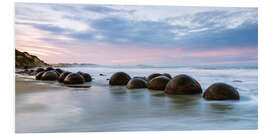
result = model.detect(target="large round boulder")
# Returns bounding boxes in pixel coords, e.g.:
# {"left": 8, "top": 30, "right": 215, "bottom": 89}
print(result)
{"left": 35, "top": 71, "right": 45, "bottom": 80}
{"left": 41, "top": 71, "right": 58, "bottom": 81}
{"left": 35, "top": 67, "right": 44, "bottom": 74}
{"left": 77, "top": 72, "right": 92, "bottom": 82}
{"left": 133, "top": 76, "right": 147, "bottom": 81}
{"left": 45, "top": 67, "right": 54, "bottom": 71}
{"left": 55, "top": 68, "right": 64, "bottom": 74}
{"left": 58, "top": 72, "right": 71, "bottom": 82}
{"left": 109, "top": 72, "right": 131, "bottom": 86}
{"left": 165, "top": 74, "right": 202, "bottom": 94}
{"left": 147, "top": 73, "right": 162, "bottom": 83}
{"left": 203, "top": 83, "right": 240, "bottom": 100}
{"left": 162, "top": 73, "right": 172, "bottom": 79}
{"left": 148, "top": 76, "right": 170, "bottom": 90}
{"left": 126, "top": 78, "right": 147, "bottom": 89}
{"left": 54, "top": 70, "right": 60, "bottom": 76}
{"left": 64, "top": 73, "right": 85, "bottom": 84}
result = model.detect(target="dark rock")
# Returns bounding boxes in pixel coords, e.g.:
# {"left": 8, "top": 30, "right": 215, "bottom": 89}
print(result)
{"left": 133, "top": 76, "right": 147, "bottom": 81}
{"left": 203, "top": 83, "right": 240, "bottom": 100}
{"left": 148, "top": 76, "right": 170, "bottom": 90}
{"left": 54, "top": 70, "right": 61, "bottom": 76}
{"left": 58, "top": 72, "right": 71, "bottom": 82}
{"left": 46, "top": 67, "right": 54, "bottom": 71}
{"left": 165, "top": 74, "right": 202, "bottom": 95}
{"left": 109, "top": 72, "right": 131, "bottom": 85}
{"left": 55, "top": 68, "right": 64, "bottom": 74}
{"left": 126, "top": 78, "right": 147, "bottom": 89}
{"left": 99, "top": 73, "right": 105, "bottom": 76}
{"left": 35, "top": 71, "right": 45, "bottom": 80}
{"left": 35, "top": 67, "right": 44, "bottom": 74}
{"left": 41, "top": 71, "right": 58, "bottom": 81}
{"left": 64, "top": 73, "right": 85, "bottom": 84}
{"left": 77, "top": 72, "right": 92, "bottom": 82}
{"left": 147, "top": 73, "right": 162, "bottom": 83}
{"left": 162, "top": 73, "right": 172, "bottom": 79}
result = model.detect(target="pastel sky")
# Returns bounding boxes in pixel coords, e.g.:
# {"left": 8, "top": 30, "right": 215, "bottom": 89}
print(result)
{"left": 15, "top": 3, "right": 258, "bottom": 66}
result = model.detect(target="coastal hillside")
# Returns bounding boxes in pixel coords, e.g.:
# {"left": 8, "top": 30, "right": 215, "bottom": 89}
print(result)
{"left": 15, "top": 49, "right": 49, "bottom": 68}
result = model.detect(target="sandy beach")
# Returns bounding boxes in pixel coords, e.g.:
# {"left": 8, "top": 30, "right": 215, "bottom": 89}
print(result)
{"left": 15, "top": 66, "right": 258, "bottom": 133}
{"left": 15, "top": 75, "right": 63, "bottom": 95}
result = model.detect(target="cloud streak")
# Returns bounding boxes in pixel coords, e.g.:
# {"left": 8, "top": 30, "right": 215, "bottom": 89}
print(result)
{"left": 15, "top": 3, "right": 258, "bottom": 66}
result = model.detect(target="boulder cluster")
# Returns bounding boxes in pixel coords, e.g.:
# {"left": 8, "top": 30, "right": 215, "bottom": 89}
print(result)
{"left": 18, "top": 68, "right": 240, "bottom": 101}
{"left": 109, "top": 72, "right": 240, "bottom": 100}
{"left": 20, "top": 67, "right": 92, "bottom": 86}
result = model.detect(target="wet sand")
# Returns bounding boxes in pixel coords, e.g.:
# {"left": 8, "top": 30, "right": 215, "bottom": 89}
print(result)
{"left": 15, "top": 76, "right": 62, "bottom": 94}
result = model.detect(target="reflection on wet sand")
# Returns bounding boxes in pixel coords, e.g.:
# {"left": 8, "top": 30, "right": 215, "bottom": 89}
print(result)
{"left": 16, "top": 76, "right": 257, "bottom": 132}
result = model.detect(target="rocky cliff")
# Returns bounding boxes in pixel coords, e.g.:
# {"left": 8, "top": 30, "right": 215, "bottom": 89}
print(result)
{"left": 15, "top": 49, "right": 49, "bottom": 68}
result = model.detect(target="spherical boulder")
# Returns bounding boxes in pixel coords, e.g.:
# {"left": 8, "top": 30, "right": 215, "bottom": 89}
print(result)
{"left": 165, "top": 74, "right": 202, "bottom": 95}
{"left": 64, "top": 73, "right": 85, "bottom": 84}
{"left": 35, "top": 71, "right": 45, "bottom": 80}
{"left": 77, "top": 72, "right": 92, "bottom": 82}
{"left": 147, "top": 73, "right": 162, "bottom": 83}
{"left": 162, "top": 73, "right": 172, "bottom": 79}
{"left": 109, "top": 72, "right": 131, "bottom": 85}
{"left": 54, "top": 70, "right": 60, "bottom": 76}
{"left": 58, "top": 72, "right": 71, "bottom": 82}
{"left": 126, "top": 78, "right": 147, "bottom": 89}
{"left": 45, "top": 67, "right": 54, "bottom": 71}
{"left": 41, "top": 71, "right": 58, "bottom": 81}
{"left": 133, "top": 76, "right": 147, "bottom": 81}
{"left": 55, "top": 68, "right": 64, "bottom": 74}
{"left": 148, "top": 76, "right": 170, "bottom": 90}
{"left": 35, "top": 67, "right": 44, "bottom": 74}
{"left": 203, "top": 83, "right": 240, "bottom": 100}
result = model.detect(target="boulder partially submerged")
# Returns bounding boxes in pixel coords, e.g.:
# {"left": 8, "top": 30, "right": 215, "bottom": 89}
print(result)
{"left": 126, "top": 78, "right": 147, "bottom": 89}
{"left": 35, "top": 67, "right": 44, "bottom": 74}
{"left": 203, "top": 83, "right": 240, "bottom": 100}
{"left": 109, "top": 72, "right": 131, "bottom": 86}
{"left": 45, "top": 67, "right": 54, "bottom": 71}
{"left": 41, "top": 71, "right": 58, "bottom": 81}
{"left": 64, "top": 73, "right": 85, "bottom": 84}
{"left": 148, "top": 76, "right": 170, "bottom": 90}
{"left": 165, "top": 74, "right": 202, "bottom": 95}
{"left": 35, "top": 71, "right": 45, "bottom": 80}
{"left": 55, "top": 68, "right": 64, "bottom": 74}
{"left": 58, "top": 72, "right": 71, "bottom": 82}
{"left": 77, "top": 72, "right": 92, "bottom": 82}
{"left": 147, "top": 73, "right": 162, "bottom": 83}
{"left": 162, "top": 73, "right": 172, "bottom": 79}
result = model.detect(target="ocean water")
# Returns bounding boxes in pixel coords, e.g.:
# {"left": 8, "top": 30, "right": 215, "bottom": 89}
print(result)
{"left": 15, "top": 65, "right": 258, "bottom": 132}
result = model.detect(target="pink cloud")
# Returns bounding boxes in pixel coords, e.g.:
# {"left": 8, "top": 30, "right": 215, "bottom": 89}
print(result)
{"left": 15, "top": 24, "right": 257, "bottom": 65}
{"left": 184, "top": 48, "right": 257, "bottom": 58}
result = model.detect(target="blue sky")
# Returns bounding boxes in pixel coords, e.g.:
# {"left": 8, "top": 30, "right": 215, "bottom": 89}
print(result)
{"left": 15, "top": 3, "right": 258, "bottom": 66}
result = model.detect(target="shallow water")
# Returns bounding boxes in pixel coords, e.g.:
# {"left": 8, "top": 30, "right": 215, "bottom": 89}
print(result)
{"left": 15, "top": 66, "right": 258, "bottom": 132}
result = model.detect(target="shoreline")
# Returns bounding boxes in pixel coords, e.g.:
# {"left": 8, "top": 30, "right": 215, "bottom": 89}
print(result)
{"left": 15, "top": 67, "right": 258, "bottom": 132}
